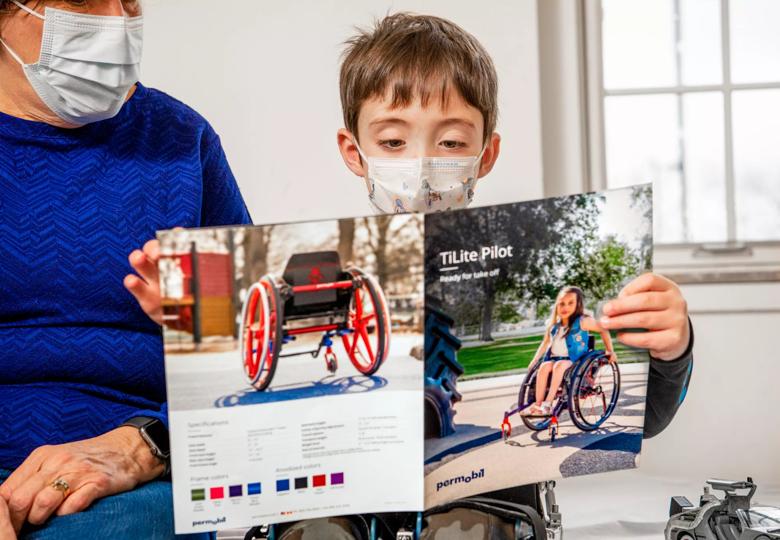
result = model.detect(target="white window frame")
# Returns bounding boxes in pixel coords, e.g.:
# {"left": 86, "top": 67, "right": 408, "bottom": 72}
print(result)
{"left": 581, "top": 0, "right": 780, "bottom": 283}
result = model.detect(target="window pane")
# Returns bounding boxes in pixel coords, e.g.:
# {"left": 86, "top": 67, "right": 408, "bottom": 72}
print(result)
{"left": 733, "top": 89, "right": 780, "bottom": 240}
{"left": 603, "top": 0, "right": 676, "bottom": 89}
{"left": 681, "top": 92, "right": 727, "bottom": 241}
{"left": 731, "top": 0, "right": 780, "bottom": 83}
{"left": 605, "top": 95, "right": 683, "bottom": 243}
{"left": 680, "top": 0, "right": 722, "bottom": 85}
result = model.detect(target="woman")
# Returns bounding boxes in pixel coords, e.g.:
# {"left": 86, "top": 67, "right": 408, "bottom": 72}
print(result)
{"left": 0, "top": 1, "right": 250, "bottom": 538}
{"left": 523, "top": 285, "right": 617, "bottom": 416}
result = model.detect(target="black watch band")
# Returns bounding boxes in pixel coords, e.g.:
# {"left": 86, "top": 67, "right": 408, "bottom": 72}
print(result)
{"left": 121, "top": 416, "right": 171, "bottom": 475}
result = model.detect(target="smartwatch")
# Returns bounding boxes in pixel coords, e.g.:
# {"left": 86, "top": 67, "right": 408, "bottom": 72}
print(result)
{"left": 121, "top": 416, "right": 171, "bottom": 475}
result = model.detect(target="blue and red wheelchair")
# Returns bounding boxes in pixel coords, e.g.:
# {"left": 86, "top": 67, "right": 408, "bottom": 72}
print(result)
{"left": 500, "top": 335, "right": 620, "bottom": 442}
{"left": 239, "top": 251, "right": 391, "bottom": 391}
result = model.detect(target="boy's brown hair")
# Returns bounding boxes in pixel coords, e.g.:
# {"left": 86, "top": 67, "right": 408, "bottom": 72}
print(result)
{"left": 340, "top": 12, "right": 498, "bottom": 144}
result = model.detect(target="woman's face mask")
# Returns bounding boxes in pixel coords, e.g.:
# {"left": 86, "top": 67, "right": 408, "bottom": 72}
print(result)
{"left": 0, "top": 0, "right": 143, "bottom": 126}
{"left": 355, "top": 142, "right": 486, "bottom": 215}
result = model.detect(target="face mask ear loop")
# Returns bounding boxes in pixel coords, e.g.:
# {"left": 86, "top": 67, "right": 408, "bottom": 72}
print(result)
{"left": 10, "top": 0, "right": 46, "bottom": 20}
{"left": 353, "top": 138, "right": 370, "bottom": 165}
{"left": 473, "top": 143, "right": 488, "bottom": 177}
{"left": 1, "top": 0, "right": 45, "bottom": 65}
{"left": 0, "top": 37, "right": 25, "bottom": 66}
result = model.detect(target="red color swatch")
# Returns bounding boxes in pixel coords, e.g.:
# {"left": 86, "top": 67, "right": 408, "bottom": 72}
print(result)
{"left": 210, "top": 486, "right": 224, "bottom": 500}
{"left": 312, "top": 474, "right": 326, "bottom": 487}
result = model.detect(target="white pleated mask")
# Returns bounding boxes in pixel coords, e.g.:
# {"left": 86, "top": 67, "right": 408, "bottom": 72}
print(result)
{"left": 355, "top": 142, "right": 486, "bottom": 214}
{"left": 0, "top": 0, "right": 143, "bottom": 126}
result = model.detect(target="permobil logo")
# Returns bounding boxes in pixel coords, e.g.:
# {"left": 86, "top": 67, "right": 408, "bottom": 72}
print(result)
{"left": 192, "top": 516, "right": 226, "bottom": 527}
{"left": 436, "top": 468, "right": 485, "bottom": 492}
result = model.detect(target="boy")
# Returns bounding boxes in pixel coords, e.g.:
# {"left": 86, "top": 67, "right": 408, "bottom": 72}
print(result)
{"left": 334, "top": 12, "right": 691, "bottom": 369}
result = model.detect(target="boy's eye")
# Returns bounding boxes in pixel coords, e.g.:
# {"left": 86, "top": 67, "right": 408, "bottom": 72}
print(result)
{"left": 379, "top": 139, "right": 405, "bottom": 149}
{"left": 440, "top": 140, "right": 467, "bottom": 150}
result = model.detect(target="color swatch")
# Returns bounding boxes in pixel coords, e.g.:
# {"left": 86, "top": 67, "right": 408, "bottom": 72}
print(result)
{"left": 210, "top": 487, "right": 224, "bottom": 500}
{"left": 312, "top": 474, "right": 326, "bottom": 487}
{"left": 294, "top": 477, "right": 308, "bottom": 489}
{"left": 247, "top": 482, "right": 262, "bottom": 495}
{"left": 229, "top": 485, "right": 242, "bottom": 497}
{"left": 276, "top": 479, "right": 290, "bottom": 492}
{"left": 191, "top": 488, "right": 205, "bottom": 501}
{"left": 331, "top": 472, "right": 344, "bottom": 485}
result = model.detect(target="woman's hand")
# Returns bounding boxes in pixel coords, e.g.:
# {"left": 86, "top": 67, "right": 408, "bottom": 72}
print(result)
{"left": 0, "top": 496, "right": 17, "bottom": 540}
{"left": 124, "top": 239, "right": 162, "bottom": 325}
{"left": 599, "top": 273, "right": 690, "bottom": 361}
{"left": 0, "top": 427, "right": 164, "bottom": 534}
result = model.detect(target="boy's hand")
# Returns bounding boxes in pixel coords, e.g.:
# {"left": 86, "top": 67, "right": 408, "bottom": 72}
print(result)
{"left": 599, "top": 273, "right": 690, "bottom": 361}
{"left": 124, "top": 239, "right": 162, "bottom": 326}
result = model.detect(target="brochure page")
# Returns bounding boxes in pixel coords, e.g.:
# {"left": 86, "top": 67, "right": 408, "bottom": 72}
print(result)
{"left": 159, "top": 216, "right": 425, "bottom": 534}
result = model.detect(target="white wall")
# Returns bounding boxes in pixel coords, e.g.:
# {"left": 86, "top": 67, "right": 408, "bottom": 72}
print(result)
{"left": 641, "top": 280, "right": 780, "bottom": 481}
{"left": 140, "top": 0, "right": 544, "bottom": 225}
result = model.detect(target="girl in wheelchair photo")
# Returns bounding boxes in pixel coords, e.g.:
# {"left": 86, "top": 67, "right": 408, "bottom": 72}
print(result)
{"left": 522, "top": 285, "right": 617, "bottom": 417}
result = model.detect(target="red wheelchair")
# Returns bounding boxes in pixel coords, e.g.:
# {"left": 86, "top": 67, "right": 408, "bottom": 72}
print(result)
{"left": 239, "top": 251, "right": 391, "bottom": 391}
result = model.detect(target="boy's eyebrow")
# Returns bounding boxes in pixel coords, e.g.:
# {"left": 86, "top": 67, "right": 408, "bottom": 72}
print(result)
{"left": 368, "top": 117, "right": 410, "bottom": 128}
{"left": 367, "top": 117, "right": 477, "bottom": 130}
{"left": 437, "top": 118, "right": 478, "bottom": 131}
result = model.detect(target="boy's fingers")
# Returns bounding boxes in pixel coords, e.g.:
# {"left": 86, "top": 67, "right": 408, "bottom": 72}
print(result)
{"left": 128, "top": 249, "right": 159, "bottom": 286}
{"left": 600, "top": 310, "right": 670, "bottom": 331}
{"left": 124, "top": 275, "right": 163, "bottom": 326}
{"left": 616, "top": 329, "right": 680, "bottom": 358}
{"left": 618, "top": 273, "right": 673, "bottom": 298}
{"left": 602, "top": 291, "right": 667, "bottom": 317}
{"left": 142, "top": 239, "right": 160, "bottom": 264}
{"left": 124, "top": 275, "right": 156, "bottom": 311}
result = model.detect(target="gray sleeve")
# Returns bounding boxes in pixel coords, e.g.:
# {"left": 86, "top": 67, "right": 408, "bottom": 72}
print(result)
{"left": 643, "top": 318, "right": 694, "bottom": 439}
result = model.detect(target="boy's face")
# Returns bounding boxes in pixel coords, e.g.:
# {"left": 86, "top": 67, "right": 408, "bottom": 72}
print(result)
{"left": 338, "top": 86, "right": 501, "bottom": 181}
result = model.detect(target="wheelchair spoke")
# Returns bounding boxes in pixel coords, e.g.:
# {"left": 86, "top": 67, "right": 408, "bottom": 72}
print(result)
{"left": 341, "top": 268, "right": 389, "bottom": 376}
{"left": 359, "top": 326, "right": 375, "bottom": 363}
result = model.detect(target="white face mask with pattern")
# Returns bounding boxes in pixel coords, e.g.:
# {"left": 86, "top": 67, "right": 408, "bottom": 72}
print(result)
{"left": 0, "top": 0, "right": 143, "bottom": 126}
{"left": 355, "top": 142, "right": 486, "bottom": 214}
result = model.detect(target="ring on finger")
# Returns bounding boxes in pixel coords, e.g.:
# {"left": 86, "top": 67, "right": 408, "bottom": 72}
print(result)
{"left": 50, "top": 478, "right": 70, "bottom": 497}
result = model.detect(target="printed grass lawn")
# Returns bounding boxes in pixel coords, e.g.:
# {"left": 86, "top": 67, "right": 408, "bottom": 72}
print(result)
{"left": 459, "top": 334, "right": 646, "bottom": 378}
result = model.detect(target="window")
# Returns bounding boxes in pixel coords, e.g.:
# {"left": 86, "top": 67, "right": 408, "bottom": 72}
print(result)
{"left": 593, "top": 0, "right": 780, "bottom": 245}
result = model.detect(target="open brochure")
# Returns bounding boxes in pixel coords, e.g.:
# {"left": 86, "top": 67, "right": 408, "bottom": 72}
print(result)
{"left": 159, "top": 185, "right": 653, "bottom": 534}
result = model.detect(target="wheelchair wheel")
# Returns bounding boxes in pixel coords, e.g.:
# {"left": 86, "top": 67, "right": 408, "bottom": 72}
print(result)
{"left": 240, "top": 275, "right": 283, "bottom": 391}
{"left": 568, "top": 354, "right": 620, "bottom": 431}
{"left": 342, "top": 267, "right": 391, "bottom": 376}
{"left": 519, "top": 362, "right": 565, "bottom": 432}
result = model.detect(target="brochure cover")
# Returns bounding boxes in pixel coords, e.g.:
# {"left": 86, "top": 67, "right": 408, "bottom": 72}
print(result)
{"left": 423, "top": 185, "right": 653, "bottom": 506}
{"left": 159, "top": 185, "right": 652, "bottom": 534}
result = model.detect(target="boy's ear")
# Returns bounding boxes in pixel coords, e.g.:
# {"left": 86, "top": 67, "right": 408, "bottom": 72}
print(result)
{"left": 337, "top": 128, "right": 367, "bottom": 178}
{"left": 477, "top": 132, "right": 501, "bottom": 179}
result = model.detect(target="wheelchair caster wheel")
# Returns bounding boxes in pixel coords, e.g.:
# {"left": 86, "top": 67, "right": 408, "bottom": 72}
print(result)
{"left": 325, "top": 351, "right": 338, "bottom": 373}
{"left": 325, "top": 356, "right": 339, "bottom": 373}
{"left": 501, "top": 419, "right": 511, "bottom": 442}
{"left": 549, "top": 416, "right": 559, "bottom": 442}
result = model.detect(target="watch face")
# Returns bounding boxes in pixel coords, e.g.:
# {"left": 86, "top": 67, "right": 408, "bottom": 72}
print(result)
{"left": 142, "top": 420, "right": 170, "bottom": 458}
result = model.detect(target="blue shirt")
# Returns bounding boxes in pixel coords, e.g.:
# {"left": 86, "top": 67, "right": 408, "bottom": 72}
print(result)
{"left": 0, "top": 83, "right": 252, "bottom": 470}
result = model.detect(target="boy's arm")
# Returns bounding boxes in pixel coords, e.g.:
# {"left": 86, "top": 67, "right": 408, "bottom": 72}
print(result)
{"left": 643, "top": 317, "right": 694, "bottom": 439}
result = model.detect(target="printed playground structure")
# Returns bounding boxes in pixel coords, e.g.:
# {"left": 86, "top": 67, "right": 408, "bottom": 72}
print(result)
{"left": 240, "top": 251, "right": 392, "bottom": 391}
{"left": 501, "top": 335, "right": 621, "bottom": 442}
